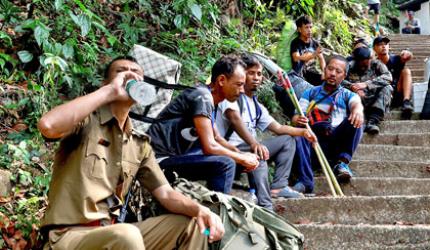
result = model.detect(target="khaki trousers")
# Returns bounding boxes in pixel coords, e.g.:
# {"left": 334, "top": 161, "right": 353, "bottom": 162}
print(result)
{"left": 45, "top": 214, "right": 208, "bottom": 250}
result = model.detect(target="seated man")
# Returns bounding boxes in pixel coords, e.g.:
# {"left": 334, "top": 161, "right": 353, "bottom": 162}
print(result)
{"left": 292, "top": 55, "right": 364, "bottom": 190}
{"left": 402, "top": 11, "right": 421, "bottom": 34}
{"left": 215, "top": 54, "right": 317, "bottom": 209}
{"left": 347, "top": 38, "right": 370, "bottom": 62}
{"left": 291, "top": 15, "right": 326, "bottom": 86}
{"left": 373, "top": 36, "right": 414, "bottom": 118}
{"left": 344, "top": 47, "right": 393, "bottom": 135}
{"left": 37, "top": 56, "right": 224, "bottom": 249}
{"left": 147, "top": 55, "right": 259, "bottom": 194}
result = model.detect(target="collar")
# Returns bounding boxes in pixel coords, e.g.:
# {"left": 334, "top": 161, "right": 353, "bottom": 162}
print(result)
{"left": 98, "top": 105, "right": 133, "bottom": 136}
{"left": 321, "top": 82, "right": 342, "bottom": 94}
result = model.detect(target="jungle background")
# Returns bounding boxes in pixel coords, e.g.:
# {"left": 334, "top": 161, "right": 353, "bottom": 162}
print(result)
{"left": 0, "top": 0, "right": 403, "bottom": 248}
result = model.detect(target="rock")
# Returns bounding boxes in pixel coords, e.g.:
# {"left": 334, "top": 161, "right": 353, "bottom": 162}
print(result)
{"left": 0, "top": 169, "right": 12, "bottom": 197}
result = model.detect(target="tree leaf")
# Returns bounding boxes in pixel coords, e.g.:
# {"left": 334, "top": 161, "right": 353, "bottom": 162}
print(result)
{"left": 17, "top": 50, "right": 33, "bottom": 63}
{"left": 78, "top": 14, "right": 91, "bottom": 37}
{"left": 174, "top": 15, "right": 183, "bottom": 29}
{"left": 190, "top": 4, "right": 202, "bottom": 21}
{"left": 54, "top": 0, "right": 64, "bottom": 10}
{"left": 62, "top": 44, "right": 74, "bottom": 59}
{"left": 34, "top": 25, "right": 49, "bottom": 46}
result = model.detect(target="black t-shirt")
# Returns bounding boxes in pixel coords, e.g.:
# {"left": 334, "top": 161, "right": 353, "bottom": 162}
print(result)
{"left": 290, "top": 37, "right": 319, "bottom": 74}
{"left": 386, "top": 54, "right": 405, "bottom": 85}
{"left": 147, "top": 86, "right": 214, "bottom": 158}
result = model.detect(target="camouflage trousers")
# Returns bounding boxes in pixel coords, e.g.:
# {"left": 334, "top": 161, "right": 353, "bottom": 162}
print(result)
{"left": 362, "top": 85, "right": 393, "bottom": 119}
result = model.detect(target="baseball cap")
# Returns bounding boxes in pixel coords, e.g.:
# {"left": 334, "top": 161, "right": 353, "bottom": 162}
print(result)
{"left": 373, "top": 36, "right": 390, "bottom": 47}
{"left": 353, "top": 38, "right": 369, "bottom": 48}
{"left": 353, "top": 47, "right": 372, "bottom": 61}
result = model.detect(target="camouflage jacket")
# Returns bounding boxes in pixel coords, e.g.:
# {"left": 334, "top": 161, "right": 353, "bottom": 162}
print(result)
{"left": 343, "top": 59, "right": 392, "bottom": 91}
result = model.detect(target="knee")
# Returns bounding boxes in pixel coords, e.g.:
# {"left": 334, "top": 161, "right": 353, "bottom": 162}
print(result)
{"left": 110, "top": 224, "right": 144, "bottom": 249}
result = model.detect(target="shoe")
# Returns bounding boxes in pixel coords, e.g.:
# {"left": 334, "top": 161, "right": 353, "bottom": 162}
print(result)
{"left": 401, "top": 99, "right": 413, "bottom": 119}
{"left": 365, "top": 119, "right": 380, "bottom": 135}
{"left": 292, "top": 182, "right": 306, "bottom": 193}
{"left": 334, "top": 162, "right": 353, "bottom": 183}
{"left": 271, "top": 186, "right": 305, "bottom": 199}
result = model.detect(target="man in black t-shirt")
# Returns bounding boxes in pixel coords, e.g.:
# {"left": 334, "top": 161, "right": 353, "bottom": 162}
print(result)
{"left": 147, "top": 55, "right": 259, "bottom": 194}
{"left": 373, "top": 36, "right": 414, "bottom": 118}
{"left": 290, "top": 15, "right": 326, "bottom": 86}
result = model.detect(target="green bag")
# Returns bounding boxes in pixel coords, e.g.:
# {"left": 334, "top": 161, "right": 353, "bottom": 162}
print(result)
{"left": 275, "top": 20, "right": 298, "bottom": 72}
{"left": 174, "top": 178, "right": 304, "bottom": 250}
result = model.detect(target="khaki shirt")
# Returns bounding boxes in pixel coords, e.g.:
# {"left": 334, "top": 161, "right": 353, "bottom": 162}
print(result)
{"left": 344, "top": 59, "right": 393, "bottom": 91}
{"left": 42, "top": 105, "right": 168, "bottom": 227}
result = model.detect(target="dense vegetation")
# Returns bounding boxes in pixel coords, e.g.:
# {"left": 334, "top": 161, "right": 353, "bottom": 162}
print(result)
{"left": 0, "top": 0, "right": 400, "bottom": 248}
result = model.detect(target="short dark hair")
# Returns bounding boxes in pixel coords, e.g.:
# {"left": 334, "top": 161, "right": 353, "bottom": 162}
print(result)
{"left": 296, "top": 15, "right": 312, "bottom": 28}
{"left": 240, "top": 53, "right": 262, "bottom": 69}
{"left": 104, "top": 55, "right": 139, "bottom": 78}
{"left": 211, "top": 54, "right": 246, "bottom": 84}
{"left": 327, "top": 55, "right": 349, "bottom": 74}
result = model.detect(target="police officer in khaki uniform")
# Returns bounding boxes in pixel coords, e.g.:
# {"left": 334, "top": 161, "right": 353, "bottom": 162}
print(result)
{"left": 38, "top": 56, "right": 224, "bottom": 250}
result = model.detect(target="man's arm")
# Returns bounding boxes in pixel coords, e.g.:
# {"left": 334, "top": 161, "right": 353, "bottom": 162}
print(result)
{"left": 224, "top": 109, "right": 269, "bottom": 160}
{"left": 317, "top": 47, "right": 326, "bottom": 73}
{"left": 193, "top": 116, "right": 259, "bottom": 171}
{"left": 348, "top": 99, "right": 364, "bottom": 128}
{"left": 152, "top": 184, "right": 224, "bottom": 243}
{"left": 268, "top": 120, "right": 317, "bottom": 143}
{"left": 292, "top": 51, "right": 315, "bottom": 63}
{"left": 38, "top": 72, "right": 140, "bottom": 139}
{"left": 213, "top": 125, "right": 239, "bottom": 152}
{"left": 365, "top": 61, "right": 393, "bottom": 90}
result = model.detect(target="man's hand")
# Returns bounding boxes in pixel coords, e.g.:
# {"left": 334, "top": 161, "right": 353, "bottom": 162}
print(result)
{"left": 302, "top": 128, "right": 318, "bottom": 144}
{"left": 351, "top": 82, "right": 367, "bottom": 92}
{"left": 348, "top": 109, "right": 364, "bottom": 128}
{"left": 356, "top": 89, "right": 365, "bottom": 98}
{"left": 250, "top": 143, "right": 269, "bottom": 161}
{"left": 196, "top": 205, "right": 225, "bottom": 243}
{"left": 108, "top": 71, "right": 143, "bottom": 102}
{"left": 400, "top": 50, "right": 413, "bottom": 62}
{"left": 238, "top": 152, "right": 259, "bottom": 172}
{"left": 295, "top": 115, "right": 309, "bottom": 127}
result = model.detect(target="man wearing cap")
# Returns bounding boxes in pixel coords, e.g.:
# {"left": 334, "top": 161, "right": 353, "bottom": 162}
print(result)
{"left": 373, "top": 36, "right": 414, "bottom": 118}
{"left": 402, "top": 11, "right": 421, "bottom": 34}
{"left": 344, "top": 46, "right": 392, "bottom": 135}
{"left": 347, "top": 38, "right": 370, "bottom": 62}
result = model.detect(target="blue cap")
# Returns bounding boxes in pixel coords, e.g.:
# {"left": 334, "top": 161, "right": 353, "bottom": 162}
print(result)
{"left": 353, "top": 47, "right": 372, "bottom": 61}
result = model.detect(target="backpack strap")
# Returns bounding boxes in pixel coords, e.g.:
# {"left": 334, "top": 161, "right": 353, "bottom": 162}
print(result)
{"left": 224, "top": 94, "right": 245, "bottom": 141}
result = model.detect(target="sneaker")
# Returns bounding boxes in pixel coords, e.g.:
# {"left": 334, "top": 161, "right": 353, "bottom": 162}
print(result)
{"left": 365, "top": 119, "right": 380, "bottom": 135}
{"left": 271, "top": 186, "right": 305, "bottom": 199}
{"left": 292, "top": 182, "right": 306, "bottom": 193}
{"left": 334, "top": 162, "right": 353, "bottom": 183}
{"left": 401, "top": 99, "right": 413, "bottom": 119}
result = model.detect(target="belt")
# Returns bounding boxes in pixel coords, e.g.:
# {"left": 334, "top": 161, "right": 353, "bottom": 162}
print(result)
{"left": 42, "top": 218, "right": 116, "bottom": 235}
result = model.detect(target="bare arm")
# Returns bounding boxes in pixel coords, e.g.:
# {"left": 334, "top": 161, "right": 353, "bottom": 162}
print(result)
{"left": 193, "top": 116, "right": 259, "bottom": 170}
{"left": 348, "top": 100, "right": 364, "bottom": 128}
{"left": 317, "top": 47, "right": 326, "bottom": 72}
{"left": 268, "top": 121, "right": 317, "bottom": 143}
{"left": 224, "top": 109, "right": 269, "bottom": 160}
{"left": 38, "top": 72, "right": 140, "bottom": 139}
{"left": 152, "top": 184, "right": 224, "bottom": 243}
{"left": 292, "top": 51, "right": 315, "bottom": 63}
{"left": 213, "top": 125, "right": 239, "bottom": 152}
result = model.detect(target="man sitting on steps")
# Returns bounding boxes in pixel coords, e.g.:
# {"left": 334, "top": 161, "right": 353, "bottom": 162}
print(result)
{"left": 344, "top": 47, "right": 393, "bottom": 135}
{"left": 292, "top": 55, "right": 364, "bottom": 192}
{"left": 373, "top": 36, "right": 414, "bottom": 119}
{"left": 215, "top": 54, "right": 317, "bottom": 209}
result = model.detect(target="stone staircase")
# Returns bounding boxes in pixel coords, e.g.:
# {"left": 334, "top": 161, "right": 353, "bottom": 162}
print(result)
{"left": 271, "top": 34, "right": 430, "bottom": 249}
{"left": 274, "top": 111, "right": 430, "bottom": 249}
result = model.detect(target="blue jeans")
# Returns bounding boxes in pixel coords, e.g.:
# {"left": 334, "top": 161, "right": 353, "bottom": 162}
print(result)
{"left": 293, "top": 118, "right": 363, "bottom": 192}
{"left": 159, "top": 154, "right": 236, "bottom": 194}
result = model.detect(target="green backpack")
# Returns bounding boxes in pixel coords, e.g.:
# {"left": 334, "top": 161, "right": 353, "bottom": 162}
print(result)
{"left": 275, "top": 20, "right": 298, "bottom": 73}
{"left": 174, "top": 178, "right": 304, "bottom": 250}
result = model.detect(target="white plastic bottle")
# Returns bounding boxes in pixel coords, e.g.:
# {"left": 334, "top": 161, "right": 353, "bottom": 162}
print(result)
{"left": 125, "top": 79, "right": 157, "bottom": 106}
{"left": 249, "top": 188, "right": 258, "bottom": 204}
{"left": 424, "top": 57, "right": 430, "bottom": 83}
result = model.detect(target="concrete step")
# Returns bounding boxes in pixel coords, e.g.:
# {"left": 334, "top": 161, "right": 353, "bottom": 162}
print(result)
{"left": 350, "top": 160, "right": 430, "bottom": 178}
{"left": 385, "top": 111, "right": 421, "bottom": 120}
{"left": 274, "top": 195, "right": 430, "bottom": 225}
{"left": 361, "top": 133, "right": 430, "bottom": 146}
{"left": 313, "top": 177, "right": 430, "bottom": 196}
{"left": 379, "top": 120, "right": 430, "bottom": 134}
{"left": 355, "top": 145, "right": 430, "bottom": 162}
{"left": 296, "top": 224, "right": 430, "bottom": 250}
